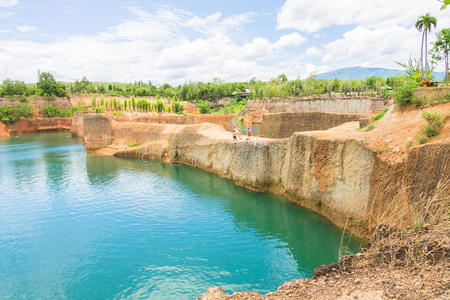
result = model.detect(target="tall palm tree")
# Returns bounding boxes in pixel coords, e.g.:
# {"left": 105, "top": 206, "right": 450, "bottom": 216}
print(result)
{"left": 416, "top": 14, "right": 437, "bottom": 82}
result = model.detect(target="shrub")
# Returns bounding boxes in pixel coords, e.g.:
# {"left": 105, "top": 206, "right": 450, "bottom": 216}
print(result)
{"left": 155, "top": 100, "right": 164, "bottom": 112}
{"left": 0, "top": 104, "right": 35, "bottom": 124}
{"left": 393, "top": 81, "right": 418, "bottom": 107}
{"left": 197, "top": 101, "right": 210, "bottom": 114}
{"left": 171, "top": 101, "right": 184, "bottom": 114}
{"left": 421, "top": 111, "right": 443, "bottom": 138}
{"left": 112, "top": 111, "right": 124, "bottom": 116}
{"left": 128, "top": 141, "right": 138, "bottom": 147}
{"left": 41, "top": 105, "right": 73, "bottom": 118}
{"left": 415, "top": 134, "right": 428, "bottom": 144}
{"left": 97, "top": 107, "right": 106, "bottom": 113}
{"left": 91, "top": 96, "right": 97, "bottom": 108}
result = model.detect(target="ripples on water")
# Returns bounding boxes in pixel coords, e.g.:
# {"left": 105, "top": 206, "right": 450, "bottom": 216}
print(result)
{"left": 0, "top": 133, "right": 361, "bottom": 299}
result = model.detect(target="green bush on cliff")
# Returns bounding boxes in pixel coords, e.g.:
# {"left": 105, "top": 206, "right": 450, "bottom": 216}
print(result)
{"left": 197, "top": 101, "right": 211, "bottom": 114}
{"left": 1, "top": 79, "right": 28, "bottom": 96}
{"left": 41, "top": 105, "right": 73, "bottom": 118}
{"left": 393, "top": 81, "right": 418, "bottom": 107}
{"left": 0, "top": 104, "right": 35, "bottom": 124}
{"left": 421, "top": 111, "right": 443, "bottom": 138}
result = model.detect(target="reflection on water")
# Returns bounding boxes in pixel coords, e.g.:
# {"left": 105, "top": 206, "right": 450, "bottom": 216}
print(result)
{"left": 0, "top": 133, "right": 361, "bottom": 300}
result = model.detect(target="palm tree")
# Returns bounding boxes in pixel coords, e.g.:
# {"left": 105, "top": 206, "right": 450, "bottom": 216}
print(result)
{"left": 415, "top": 14, "right": 437, "bottom": 82}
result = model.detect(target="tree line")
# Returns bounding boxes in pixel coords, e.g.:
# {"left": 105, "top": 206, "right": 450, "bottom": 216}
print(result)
{"left": 0, "top": 72, "right": 415, "bottom": 101}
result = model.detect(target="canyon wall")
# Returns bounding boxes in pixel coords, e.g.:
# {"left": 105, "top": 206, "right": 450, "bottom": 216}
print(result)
{"left": 245, "top": 96, "right": 388, "bottom": 124}
{"left": 72, "top": 111, "right": 234, "bottom": 140}
{"left": 120, "top": 113, "right": 234, "bottom": 131}
{"left": 7, "top": 118, "right": 72, "bottom": 133}
{"left": 259, "top": 112, "right": 367, "bottom": 138}
{"left": 81, "top": 105, "right": 449, "bottom": 238}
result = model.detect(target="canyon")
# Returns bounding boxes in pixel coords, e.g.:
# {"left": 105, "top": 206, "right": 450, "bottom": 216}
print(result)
{"left": 76, "top": 102, "right": 449, "bottom": 239}
{"left": 2, "top": 91, "right": 449, "bottom": 299}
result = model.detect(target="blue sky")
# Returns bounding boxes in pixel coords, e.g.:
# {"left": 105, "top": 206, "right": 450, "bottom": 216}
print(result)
{"left": 0, "top": 0, "right": 448, "bottom": 84}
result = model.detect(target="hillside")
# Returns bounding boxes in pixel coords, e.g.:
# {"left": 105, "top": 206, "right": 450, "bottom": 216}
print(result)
{"left": 316, "top": 67, "right": 445, "bottom": 80}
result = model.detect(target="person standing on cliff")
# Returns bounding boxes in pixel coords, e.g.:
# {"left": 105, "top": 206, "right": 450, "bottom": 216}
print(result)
{"left": 247, "top": 128, "right": 251, "bottom": 140}
{"left": 236, "top": 127, "right": 242, "bottom": 140}
{"left": 233, "top": 127, "right": 242, "bottom": 143}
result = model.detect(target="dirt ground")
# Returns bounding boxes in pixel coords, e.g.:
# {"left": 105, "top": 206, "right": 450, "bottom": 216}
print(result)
{"left": 199, "top": 220, "right": 450, "bottom": 300}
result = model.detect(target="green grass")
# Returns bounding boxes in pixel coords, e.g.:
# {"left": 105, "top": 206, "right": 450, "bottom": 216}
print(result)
{"left": 112, "top": 111, "right": 125, "bottom": 116}
{"left": 372, "top": 108, "right": 389, "bottom": 122}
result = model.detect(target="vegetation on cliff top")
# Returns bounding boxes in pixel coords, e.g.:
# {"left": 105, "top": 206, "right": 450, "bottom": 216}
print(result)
{"left": 0, "top": 104, "right": 35, "bottom": 124}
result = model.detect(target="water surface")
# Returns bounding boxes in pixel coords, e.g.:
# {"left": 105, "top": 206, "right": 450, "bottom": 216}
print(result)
{"left": 0, "top": 133, "right": 360, "bottom": 299}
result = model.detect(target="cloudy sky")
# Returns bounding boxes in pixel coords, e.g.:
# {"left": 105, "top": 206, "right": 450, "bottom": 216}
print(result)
{"left": 0, "top": 0, "right": 448, "bottom": 84}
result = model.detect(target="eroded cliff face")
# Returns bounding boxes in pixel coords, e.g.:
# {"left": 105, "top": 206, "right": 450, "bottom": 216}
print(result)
{"left": 0, "top": 122, "right": 9, "bottom": 137}
{"left": 7, "top": 118, "right": 72, "bottom": 133}
{"left": 82, "top": 104, "right": 449, "bottom": 238}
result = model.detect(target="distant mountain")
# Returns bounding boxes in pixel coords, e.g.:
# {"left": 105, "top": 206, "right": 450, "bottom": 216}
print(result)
{"left": 315, "top": 66, "right": 445, "bottom": 80}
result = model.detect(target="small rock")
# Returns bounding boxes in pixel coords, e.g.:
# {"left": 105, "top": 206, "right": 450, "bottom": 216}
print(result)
{"left": 354, "top": 279, "right": 361, "bottom": 284}
{"left": 406, "top": 137, "right": 413, "bottom": 143}
{"left": 392, "top": 146, "right": 401, "bottom": 153}
{"left": 384, "top": 138, "right": 393, "bottom": 144}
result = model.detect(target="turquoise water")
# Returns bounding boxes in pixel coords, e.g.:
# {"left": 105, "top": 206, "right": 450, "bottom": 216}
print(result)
{"left": 0, "top": 133, "right": 361, "bottom": 299}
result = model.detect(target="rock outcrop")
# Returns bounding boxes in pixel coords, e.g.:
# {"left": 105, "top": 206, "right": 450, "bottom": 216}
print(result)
{"left": 82, "top": 103, "right": 450, "bottom": 238}
{"left": 0, "top": 122, "right": 9, "bottom": 137}
{"left": 258, "top": 112, "right": 367, "bottom": 138}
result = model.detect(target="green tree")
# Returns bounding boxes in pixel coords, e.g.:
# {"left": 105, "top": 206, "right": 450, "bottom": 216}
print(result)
{"left": 416, "top": 14, "right": 437, "bottom": 81}
{"left": 439, "top": 0, "right": 450, "bottom": 10}
{"left": 1, "top": 79, "right": 27, "bottom": 96}
{"left": 431, "top": 28, "right": 450, "bottom": 85}
{"left": 37, "top": 71, "right": 66, "bottom": 97}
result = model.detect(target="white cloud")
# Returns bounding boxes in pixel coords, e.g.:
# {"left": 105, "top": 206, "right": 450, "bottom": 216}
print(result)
{"left": 277, "top": 0, "right": 449, "bottom": 72}
{"left": 16, "top": 25, "right": 37, "bottom": 32}
{"left": 184, "top": 11, "right": 256, "bottom": 35}
{"left": 277, "top": 0, "right": 448, "bottom": 33}
{"left": 0, "top": 7, "right": 306, "bottom": 84}
{"left": 0, "top": 0, "right": 18, "bottom": 8}
{"left": 274, "top": 33, "right": 305, "bottom": 50}
{"left": 322, "top": 25, "right": 420, "bottom": 69}
{"left": 305, "top": 46, "right": 322, "bottom": 56}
